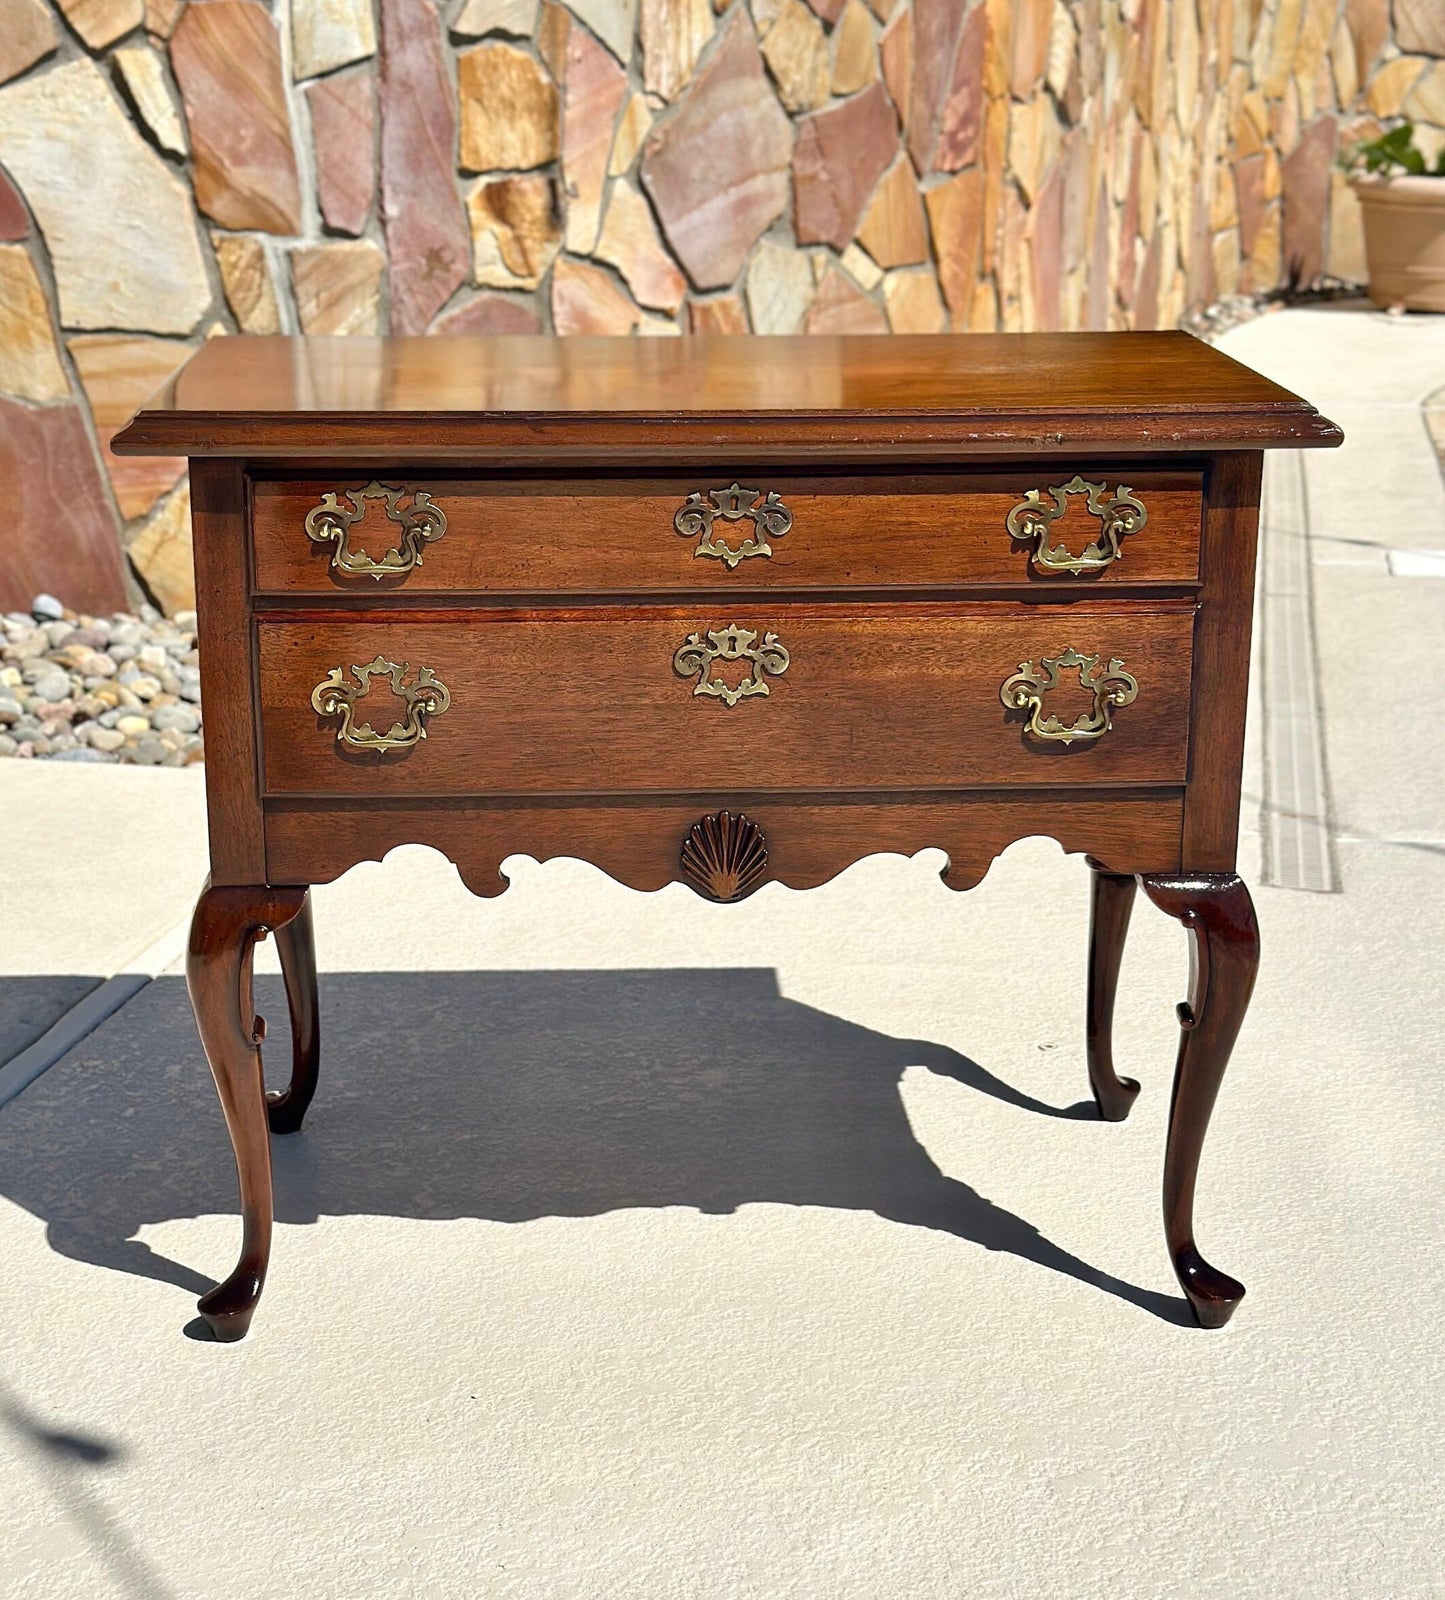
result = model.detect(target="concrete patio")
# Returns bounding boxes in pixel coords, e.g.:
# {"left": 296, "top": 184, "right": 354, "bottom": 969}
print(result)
{"left": 1, "top": 307, "right": 1441, "bottom": 1599}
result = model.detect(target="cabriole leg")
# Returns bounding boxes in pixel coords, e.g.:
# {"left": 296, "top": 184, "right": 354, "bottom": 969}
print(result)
{"left": 186, "top": 881, "right": 309, "bottom": 1341}
{"left": 1085, "top": 861, "right": 1140, "bottom": 1122}
{"left": 1139, "top": 873, "right": 1260, "bottom": 1330}
{"left": 267, "top": 890, "right": 319, "bottom": 1134}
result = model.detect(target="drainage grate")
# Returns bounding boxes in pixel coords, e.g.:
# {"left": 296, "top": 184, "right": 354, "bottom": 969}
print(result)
{"left": 1258, "top": 450, "right": 1337, "bottom": 893}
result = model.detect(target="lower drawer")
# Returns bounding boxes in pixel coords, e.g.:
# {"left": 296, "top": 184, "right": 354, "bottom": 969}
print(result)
{"left": 256, "top": 607, "right": 1195, "bottom": 795}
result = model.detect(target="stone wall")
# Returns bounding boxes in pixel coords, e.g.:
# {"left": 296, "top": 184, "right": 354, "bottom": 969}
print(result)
{"left": 1, "top": 0, "right": 1441, "bottom": 614}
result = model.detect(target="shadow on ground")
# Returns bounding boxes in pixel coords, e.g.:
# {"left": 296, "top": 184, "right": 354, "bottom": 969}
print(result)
{"left": 0, "top": 968, "right": 1192, "bottom": 1327}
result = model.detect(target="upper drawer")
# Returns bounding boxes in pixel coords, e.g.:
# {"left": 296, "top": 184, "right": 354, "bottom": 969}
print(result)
{"left": 257, "top": 605, "right": 1194, "bottom": 797}
{"left": 249, "top": 470, "right": 1203, "bottom": 596}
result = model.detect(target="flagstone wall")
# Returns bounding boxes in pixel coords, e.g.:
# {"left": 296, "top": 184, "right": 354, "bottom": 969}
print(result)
{"left": 1, "top": 0, "right": 1441, "bottom": 613}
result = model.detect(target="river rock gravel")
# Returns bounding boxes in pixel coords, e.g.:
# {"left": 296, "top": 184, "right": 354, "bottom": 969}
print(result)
{"left": 0, "top": 595, "right": 203, "bottom": 765}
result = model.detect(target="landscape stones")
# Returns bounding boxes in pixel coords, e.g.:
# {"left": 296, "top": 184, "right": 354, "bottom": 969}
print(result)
{"left": 686, "top": 294, "right": 749, "bottom": 332}
{"left": 609, "top": 92, "right": 654, "bottom": 175}
{"left": 566, "top": 0, "right": 638, "bottom": 63}
{"left": 904, "top": 0, "right": 971, "bottom": 171}
{"left": 307, "top": 69, "right": 376, "bottom": 237}
{"left": 380, "top": 0, "right": 471, "bottom": 334}
{"left": 763, "top": 0, "right": 831, "bottom": 112}
{"left": 792, "top": 82, "right": 899, "bottom": 249}
{"left": 0, "top": 0, "right": 56, "bottom": 88}
{"left": 467, "top": 175, "right": 563, "bottom": 288}
{"left": 856, "top": 157, "right": 930, "bottom": 266}
{"left": 211, "top": 234, "right": 281, "bottom": 334}
{"left": 459, "top": 42, "right": 560, "bottom": 172}
{"left": 1281, "top": 114, "right": 1335, "bottom": 284}
{"left": 1, "top": 0, "right": 1443, "bottom": 631}
{"left": 641, "top": 10, "right": 794, "bottom": 289}
{"left": 67, "top": 333, "right": 194, "bottom": 519}
{"left": 291, "top": 0, "right": 378, "bottom": 81}
{"left": 551, "top": 255, "right": 644, "bottom": 333}
{"left": 126, "top": 485, "right": 194, "bottom": 614}
{"left": 0, "top": 400, "right": 125, "bottom": 616}
{"left": 745, "top": 237, "right": 815, "bottom": 333}
{"left": 831, "top": 0, "right": 878, "bottom": 95}
{"left": 452, "top": 0, "right": 539, "bottom": 39}
{"left": 291, "top": 240, "right": 386, "bottom": 334}
{"left": 1, "top": 601, "right": 203, "bottom": 762}
{"left": 111, "top": 46, "right": 188, "bottom": 158}
{"left": 54, "top": 0, "right": 142, "bottom": 51}
{"left": 1394, "top": 0, "right": 1445, "bottom": 57}
{"left": 642, "top": 0, "right": 715, "bottom": 101}
{"left": 431, "top": 294, "right": 544, "bottom": 334}
{"left": 0, "top": 246, "right": 68, "bottom": 403}
{"left": 0, "top": 170, "right": 27, "bottom": 240}
{"left": 171, "top": 0, "right": 303, "bottom": 235}
{"left": 0, "top": 59, "right": 210, "bottom": 333}
{"left": 562, "top": 25, "right": 629, "bottom": 255}
{"left": 924, "top": 165, "right": 983, "bottom": 324}
{"left": 882, "top": 264, "right": 947, "bottom": 330}
{"left": 1404, "top": 62, "right": 1445, "bottom": 123}
{"left": 594, "top": 179, "right": 688, "bottom": 310}
{"left": 803, "top": 262, "right": 888, "bottom": 332}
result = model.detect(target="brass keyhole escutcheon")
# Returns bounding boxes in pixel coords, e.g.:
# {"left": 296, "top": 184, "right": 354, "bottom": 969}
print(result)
{"left": 674, "top": 483, "right": 793, "bottom": 567}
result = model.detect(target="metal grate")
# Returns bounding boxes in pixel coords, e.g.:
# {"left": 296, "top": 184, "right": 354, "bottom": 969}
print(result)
{"left": 1258, "top": 449, "right": 1338, "bottom": 892}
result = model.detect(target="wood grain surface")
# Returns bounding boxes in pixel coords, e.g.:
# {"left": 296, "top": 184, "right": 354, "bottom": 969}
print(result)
{"left": 251, "top": 468, "right": 1204, "bottom": 595}
{"left": 262, "top": 790, "right": 1187, "bottom": 894}
{"left": 111, "top": 333, "right": 1344, "bottom": 460}
{"left": 256, "top": 605, "right": 1196, "bottom": 796}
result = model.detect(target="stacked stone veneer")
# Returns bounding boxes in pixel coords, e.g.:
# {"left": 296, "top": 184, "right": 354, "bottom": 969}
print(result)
{"left": 0, "top": 0, "right": 1441, "bottom": 615}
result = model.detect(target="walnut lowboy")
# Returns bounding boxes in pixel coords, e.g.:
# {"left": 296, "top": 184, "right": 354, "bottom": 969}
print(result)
{"left": 111, "top": 332, "right": 1343, "bottom": 1341}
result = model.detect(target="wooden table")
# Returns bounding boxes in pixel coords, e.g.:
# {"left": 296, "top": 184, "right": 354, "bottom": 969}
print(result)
{"left": 114, "top": 333, "right": 1341, "bottom": 1340}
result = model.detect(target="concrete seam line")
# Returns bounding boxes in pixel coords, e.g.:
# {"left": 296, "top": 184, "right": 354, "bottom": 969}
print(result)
{"left": 0, "top": 974, "right": 151, "bottom": 1112}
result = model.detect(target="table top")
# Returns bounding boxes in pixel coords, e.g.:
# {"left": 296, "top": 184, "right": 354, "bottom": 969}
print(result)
{"left": 112, "top": 332, "right": 1342, "bottom": 461}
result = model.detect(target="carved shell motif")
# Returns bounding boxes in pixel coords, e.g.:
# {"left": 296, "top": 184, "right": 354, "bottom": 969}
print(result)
{"left": 680, "top": 811, "right": 769, "bottom": 902}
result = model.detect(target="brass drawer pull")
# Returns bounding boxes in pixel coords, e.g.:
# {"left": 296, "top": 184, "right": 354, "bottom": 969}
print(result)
{"left": 311, "top": 655, "right": 451, "bottom": 751}
{"left": 1006, "top": 476, "right": 1146, "bottom": 574}
{"left": 304, "top": 480, "right": 447, "bottom": 579}
{"left": 672, "top": 625, "right": 790, "bottom": 707}
{"left": 674, "top": 482, "right": 792, "bottom": 567}
{"left": 1001, "top": 648, "right": 1138, "bottom": 745}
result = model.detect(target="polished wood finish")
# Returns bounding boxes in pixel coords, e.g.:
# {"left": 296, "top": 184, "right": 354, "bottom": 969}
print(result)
{"left": 267, "top": 889, "right": 319, "bottom": 1135}
{"left": 114, "top": 334, "right": 1339, "bottom": 1338}
{"left": 1182, "top": 453, "right": 1264, "bottom": 867}
{"left": 263, "top": 791, "right": 1187, "bottom": 897}
{"left": 186, "top": 882, "right": 308, "bottom": 1341}
{"left": 188, "top": 461, "right": 265, "bottom": 884}
{"left": 1085, "top": 862, "right": 1140, "bottom": 1122}
{"left": 112, "top": 333, "right": 1344, "bottom": 461}
{"left": 256, "top": 607, "right": 1195, "bottom": 796}
{"left": 1139, "top": 873, "right": 1260, "bottom": 1329}
{"left": 250, "top": 468, "right": 1204, "bottom": 594}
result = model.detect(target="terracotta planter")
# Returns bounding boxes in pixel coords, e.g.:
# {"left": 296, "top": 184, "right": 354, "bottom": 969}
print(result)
{"left": 1352, "top": 174, "right": 1445, "bottom": 312}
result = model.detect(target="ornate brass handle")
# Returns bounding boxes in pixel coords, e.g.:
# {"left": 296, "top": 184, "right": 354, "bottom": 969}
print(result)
{"left": 310, "top": 655, "right": 451, "bottom": 751}
{"left": 1000, "top": 648, "right": 1138, "bottom": 745}
{"left": 1006, "top": 476, "right": 1146, "bottom": 574}
{"left": 304, "top": 480, "right": 447, "bottom": 580}
{"left": 674, "top": 482, "right": 792, "bottom": 567}
{"left": 672, "top": 624, "right": 790, "bottom": 707}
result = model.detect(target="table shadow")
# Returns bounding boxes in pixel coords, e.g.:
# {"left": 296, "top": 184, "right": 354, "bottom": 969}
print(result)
{"left": 0, "top": 967, "right": 1192, "bottom": 1327}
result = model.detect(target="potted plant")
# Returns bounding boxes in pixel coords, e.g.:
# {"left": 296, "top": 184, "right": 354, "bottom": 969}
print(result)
{"left": 1346, "top": 123, "right": 1445, "bottom": 312}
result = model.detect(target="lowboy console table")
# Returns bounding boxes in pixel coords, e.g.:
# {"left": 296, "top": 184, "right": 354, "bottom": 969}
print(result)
{"left": 114, "top": 333, "right": 1340, "bottom": 1340}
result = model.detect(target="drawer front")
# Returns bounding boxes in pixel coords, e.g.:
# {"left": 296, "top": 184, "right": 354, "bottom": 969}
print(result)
{"left": 258, "top": 608, "right": 1194, "bottom": 795}
{"left": 250, "top": 470, "right": 1203, "bottom": 595}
